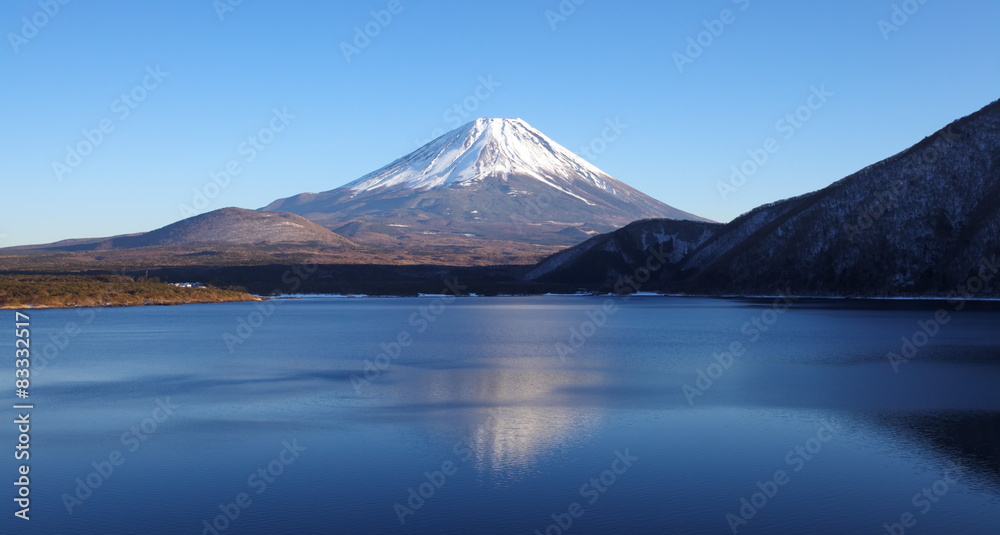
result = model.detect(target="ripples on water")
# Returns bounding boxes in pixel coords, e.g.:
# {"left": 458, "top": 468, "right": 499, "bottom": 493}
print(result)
{"left": 12, "top": 297, "right": 1000, "bottom": 534}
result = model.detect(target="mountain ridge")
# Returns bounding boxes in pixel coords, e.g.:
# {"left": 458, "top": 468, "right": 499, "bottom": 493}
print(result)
{"left": 6, "top": 208, "right": 356, "bottom": 252}
{"left": 526, "top": 98, "right": 1000, "bottom": 297}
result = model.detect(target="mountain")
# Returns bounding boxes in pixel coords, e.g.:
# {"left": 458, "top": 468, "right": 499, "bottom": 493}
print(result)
{"left": 527, "top": 99, "right": 1000, "bottom": 297}
{"left": 263, "top": 118, "right": 710, "bottom": 254}
{"left": 12, "top": 208, "right": 355, "bottom": 252}
{"left": 0, "top": 208, "right": 379, "bottom": 270}
{"left": 6, "top": 119, "right": 708, "bottom": 270}
{"left": 0, "top": 206, "right": 547, "bottom": 269}
{"left": 524, "top": 219, "right": 719, "bottom": 284}
{"left": 681, "top": 99, "right": 1000, "bottom": 295}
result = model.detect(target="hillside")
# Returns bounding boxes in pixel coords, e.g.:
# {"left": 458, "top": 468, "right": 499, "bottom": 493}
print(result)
{"left": 10, "top": 208, "right": 355, "bottom": 252}
{"left": 525, "top": 99, "right": 1000, "bottom": 297}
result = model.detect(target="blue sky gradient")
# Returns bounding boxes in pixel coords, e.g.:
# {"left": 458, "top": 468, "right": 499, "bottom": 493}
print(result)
{"left": 2, "top": 0, "right": 999, "bottom": 246}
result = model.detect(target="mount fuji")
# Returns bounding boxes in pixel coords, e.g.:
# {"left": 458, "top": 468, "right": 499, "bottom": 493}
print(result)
{"left": 263, "top": 118, "right": 710, "bottom": 257}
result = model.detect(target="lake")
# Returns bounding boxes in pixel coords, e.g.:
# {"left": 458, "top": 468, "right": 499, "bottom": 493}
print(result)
{"left": 9, "top": 296, "right": 1000, "bottom": 534}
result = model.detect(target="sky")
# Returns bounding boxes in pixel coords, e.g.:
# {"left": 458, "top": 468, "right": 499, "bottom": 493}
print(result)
{"left": 2, "top": 0, "right": 999, "bottom": 247}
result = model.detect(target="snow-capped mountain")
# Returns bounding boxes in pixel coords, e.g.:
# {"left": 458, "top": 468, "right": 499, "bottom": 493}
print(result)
{"left": 263, "top": 118, "right": 709, "bottom": 249}
{"left": 346, "top": 118, "right": 634, "bottom": 203}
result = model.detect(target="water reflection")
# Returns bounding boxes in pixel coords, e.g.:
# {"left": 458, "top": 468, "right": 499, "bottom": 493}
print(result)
{"left": 878, "top": 410, "right": 1000, "bottom": 486}
{"left": 407, "top": 367, "right": 605, "bottom": 477}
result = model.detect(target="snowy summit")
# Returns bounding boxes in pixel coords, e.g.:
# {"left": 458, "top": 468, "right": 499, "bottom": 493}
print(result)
{"left": 345, "top": 118, "right": 617, "bottom": 204}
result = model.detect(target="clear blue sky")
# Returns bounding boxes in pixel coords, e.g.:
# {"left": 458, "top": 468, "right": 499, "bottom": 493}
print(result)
{"left": 2, "top": 0, "right": 999, "bottom": 246}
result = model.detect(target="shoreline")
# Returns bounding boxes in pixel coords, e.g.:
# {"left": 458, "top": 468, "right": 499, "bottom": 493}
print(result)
{"left": 7, "top": 284, "right": 1000, "bottom": 310}
{"left": 1, "top": 296, "right": 264, "bottom": 311}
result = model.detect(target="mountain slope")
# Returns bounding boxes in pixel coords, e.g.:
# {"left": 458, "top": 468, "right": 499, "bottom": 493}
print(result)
{"left": 263, "top": 118, "right": 709, "bottom": 249}
{"left": 116, "top": 208, "right": 356, "bottom": 249}
{"left": 526, "top": 99, "right": 1000, "bottom": 297}
{"left": 525, "top": 219, "right": 719, "bottom": 286}
{"left": 678, "top": 99, "right": 1000, "bottom": 295}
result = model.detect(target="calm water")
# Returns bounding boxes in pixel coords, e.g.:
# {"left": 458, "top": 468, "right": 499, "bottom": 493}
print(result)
{"left": 6, "top": 296, "right": 1000, "bottom": 534}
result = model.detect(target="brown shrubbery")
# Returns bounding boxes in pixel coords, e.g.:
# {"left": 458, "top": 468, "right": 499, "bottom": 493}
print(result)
{"left": 0, "top": 274, "right": 258, "bottom": 308}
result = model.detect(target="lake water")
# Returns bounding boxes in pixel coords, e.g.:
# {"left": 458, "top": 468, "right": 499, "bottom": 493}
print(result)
{"left": 8, "top": 296, "right": 1000, "bottom": 534}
